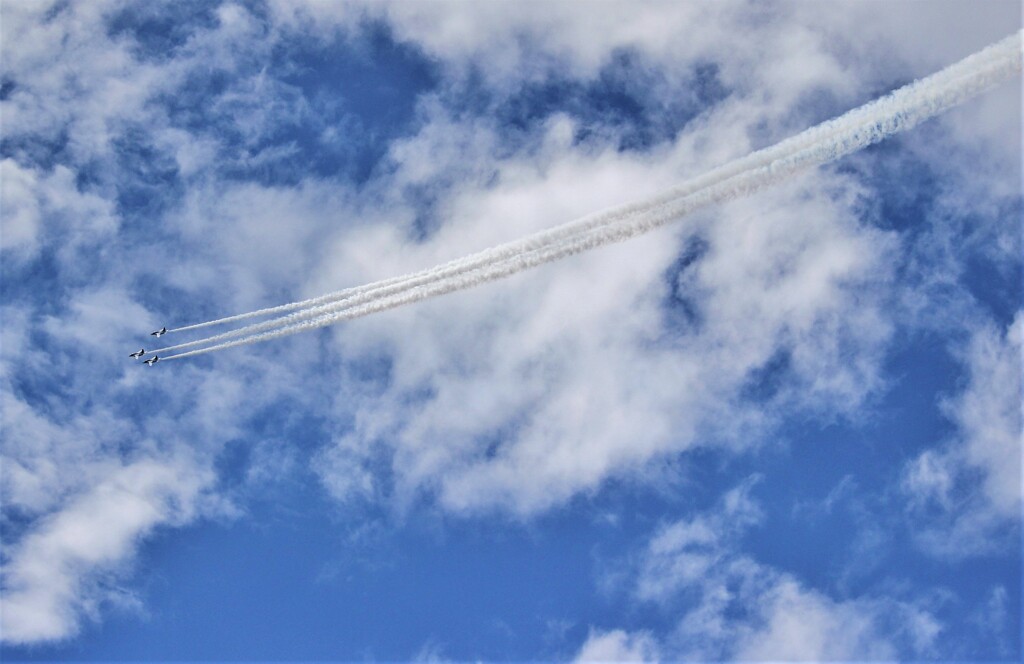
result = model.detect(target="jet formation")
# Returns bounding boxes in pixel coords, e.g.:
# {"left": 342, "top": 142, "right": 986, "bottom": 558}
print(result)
{"left": 122, "top": 33, "right": 1024, "bottom": 366}
{"left": 128, "top": 328, "right": 167, "bottom": 366}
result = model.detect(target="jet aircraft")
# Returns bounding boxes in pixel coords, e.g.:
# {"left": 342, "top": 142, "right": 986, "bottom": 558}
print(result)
{"left": 151, "top": 327, "right": 167, "bottom": 337}
{"left": 129, "top": 349, "right": 145, "bottom": 359}
{"left": 143, "top": 356, "right": 159, "bottom": 366}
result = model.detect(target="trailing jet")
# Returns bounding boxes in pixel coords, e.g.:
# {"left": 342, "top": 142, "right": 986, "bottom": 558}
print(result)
{"left": 129, "top": 349, "right": 145, "bottom": 359}
{"left": 143, "top": 356, "right": 159, "bottom": 366}
{"left": 151, "top": 327, "right": 167, "bottom": 337}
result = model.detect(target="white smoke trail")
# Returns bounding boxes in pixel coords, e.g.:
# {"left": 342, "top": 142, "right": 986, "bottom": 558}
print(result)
{"left": 165, "top": 272, "right": 420, "bottom": 334}
{"left": 155, "top": 30, "right": 1020, "bottom": 351}
{"left": 160, "top": 31, "right": 1022, "bottom": 361}
{"left": 163, "top": 31, "right": 1021, "bottom": 342}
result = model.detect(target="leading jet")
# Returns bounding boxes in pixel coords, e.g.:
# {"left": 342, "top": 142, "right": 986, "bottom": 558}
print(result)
{"left": 129, "top": 349, "right": 145, "bottom": 359}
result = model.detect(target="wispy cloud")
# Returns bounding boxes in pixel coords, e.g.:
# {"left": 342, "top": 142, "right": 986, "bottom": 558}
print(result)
{"left": 902, "top": 312, "right": 1023, "bottom": 557}
{"left": 575, "top": 628, "right": 660, "bottom": 662}
{"left": 0, "top": 456, "right": 212, "bottom": 643}
{"left": 585, "top": 478, "right": 942, "bottom": 661}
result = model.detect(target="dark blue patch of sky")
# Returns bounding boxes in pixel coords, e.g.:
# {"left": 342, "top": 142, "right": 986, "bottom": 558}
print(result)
{"left": 453, "top": 51, "right": 728, "bottom": 156}
{"left": 106, "top": 0, "right": 223, "bottom": 63}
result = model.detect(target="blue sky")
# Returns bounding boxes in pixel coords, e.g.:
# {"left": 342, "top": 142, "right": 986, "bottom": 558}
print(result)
{"left": 1, "top": 1, "right": 1021, "bottom": 661}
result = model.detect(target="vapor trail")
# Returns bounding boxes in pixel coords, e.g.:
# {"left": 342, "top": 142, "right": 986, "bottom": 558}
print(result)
{"left": 161, "top": 31, "right": 1022, "bottom": 361}
{"left": 154, "top": 30, "right": 1019, "bottom": 353}
{"left": 165, "top": 274, "right": 416, "bottom": 334}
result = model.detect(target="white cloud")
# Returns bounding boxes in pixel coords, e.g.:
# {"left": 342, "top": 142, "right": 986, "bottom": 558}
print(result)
{"left": 412, "top": 637, "right": 451, "bottom": 663}
{"left": 166, "top": 178, "right": 361, "bottom": 313}
{"left": 40, "top": 287, "right": 154, "bottom": 351}
{"left": 0, "top": 456, "right": 213, "bottom": 643}
{"left": 729, "top": 579, "right": 903, "bottom": 661}
{"left": 0, "top": 318, "right": 310, "bottom": 643}
{"left": 902, "top": 312, "right": 1023, "bottom": 557}
{"left": 0, "top": 159, "right": 43, "bottom": 254}
{"left": 274, "top": 1, "right": 1018, "bottom": 147}
{"left": 0, "top": 159, "right": 118, "bottom": 264}
{"left": 949, "top": 314, "right": 1022, "bottom": 518}
{"left": 0, "top": 1, "right": 173, "bottom": 164}
{"left": 313, "top": 108, "right": 897, "bottom": 515}
{"left": 584, "top": 479, "right": 942, "bottom": 661}
{"left": 575, "top": 628, "right": 660, "bottom": 662}
{"left": 636, "top": 477, "right": 763, "bottom": 603}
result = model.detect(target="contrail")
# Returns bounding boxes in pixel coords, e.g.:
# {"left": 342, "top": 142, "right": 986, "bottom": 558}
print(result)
{"left": 164, "top": 274, "right": 417, "bottom": 334}
{"left": 153, "top": 29, "right": 1020, "bottom": 353}
{"left": 159, "top": 31, "right": 1022, "bottom": 361}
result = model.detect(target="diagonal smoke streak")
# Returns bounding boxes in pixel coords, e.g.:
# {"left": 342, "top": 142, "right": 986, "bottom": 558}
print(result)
{"left": 164, "top": 273, "right": 418, "bottom": 334}
{"left": 157, "top": 30, "right": 1020, "bottom": 347}
{"left": 156, "top": 30, "right": 1020, "bottom": 353}
{"left": 159, "top": 31, "right": 1021, "bottom": 361}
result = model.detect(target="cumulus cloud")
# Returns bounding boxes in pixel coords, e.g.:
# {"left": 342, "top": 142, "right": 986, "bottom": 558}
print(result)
{"left": 312, "top": 115, "right": 897, "bottom": 515}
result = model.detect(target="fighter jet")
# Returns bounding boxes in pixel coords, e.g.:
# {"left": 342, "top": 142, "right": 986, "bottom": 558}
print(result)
{"left": 129, "top": 349, "right": 145, "bottom": 359}
{"left": 143, "top": 356, "right": 159, "bottom": 366}
{"left": 151, "top": 327, "right": 167, "bottom": 337}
